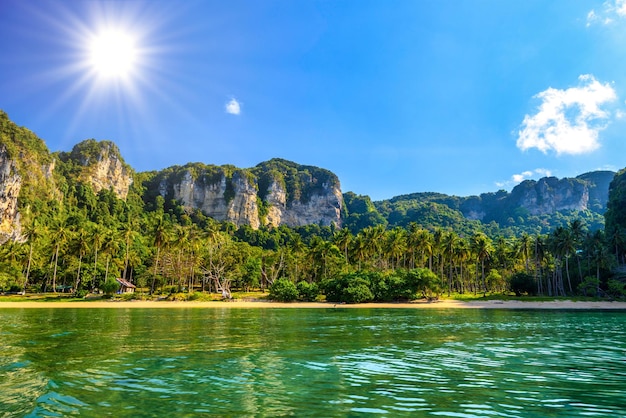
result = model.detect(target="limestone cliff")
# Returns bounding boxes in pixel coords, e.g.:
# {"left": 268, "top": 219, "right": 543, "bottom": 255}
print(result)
{"left": 0, "top": 111, "right": 57, "bottom": 242}
{"left": 0, "top": 146, "right": 22, "bottom": 242}
{"left": 150, "top": 159, "right": 343, "bottom": 228}
{"left": 60, "top": 139, "right": 133, "bottom": 199}
{"left": 456, "top": 172, "right": 614, "bottom": 222}
{"left": 510, "top": 177, "right": 589, "bottom": 216}
{"left": 262, "top": 176, "right": 343, "bottom": 227}
{"left": 163, "top": 167, "right": 260, "bottom": 228}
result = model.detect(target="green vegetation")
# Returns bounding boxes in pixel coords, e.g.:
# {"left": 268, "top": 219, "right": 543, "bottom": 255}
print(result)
{"left": 0, "top": 110, "right": 625, "bottom": 305}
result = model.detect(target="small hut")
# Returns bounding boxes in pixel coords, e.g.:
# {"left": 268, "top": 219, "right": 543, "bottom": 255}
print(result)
{"left": 116, "top": 278, "right": 136, "bottom": 294}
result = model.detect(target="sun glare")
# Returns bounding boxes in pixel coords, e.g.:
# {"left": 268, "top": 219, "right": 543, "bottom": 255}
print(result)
{"left": 88, "top": 29, "right": 138, "bottom": 79}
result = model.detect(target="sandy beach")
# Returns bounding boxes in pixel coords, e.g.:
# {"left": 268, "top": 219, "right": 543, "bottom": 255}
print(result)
{"left": 1, "top": 299, "right": 626, "bottom": 309}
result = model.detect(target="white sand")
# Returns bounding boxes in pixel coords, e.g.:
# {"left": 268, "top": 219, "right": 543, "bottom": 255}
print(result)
{"left": 1, "top": 299, "right": 625, "bottom": 309}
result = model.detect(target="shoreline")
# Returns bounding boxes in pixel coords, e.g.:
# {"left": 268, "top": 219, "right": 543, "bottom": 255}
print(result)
{"left": 1, "top": 299, "right": 626, "bottom": 309}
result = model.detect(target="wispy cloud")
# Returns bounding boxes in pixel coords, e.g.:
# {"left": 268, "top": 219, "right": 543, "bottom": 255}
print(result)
{"left": 496, "top": 168, "right": 553, "bottom": 189}
{"left": 225, "top": 97, "right": 241, "bottom": 115}
{"left": 516, "top": 75, "right": 617, "bottom": 155}
{"left": 587, "top": 0, "right": 626, "bottom": 26}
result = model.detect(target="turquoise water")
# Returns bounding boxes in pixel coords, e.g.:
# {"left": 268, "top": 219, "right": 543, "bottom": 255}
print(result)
{"left": 1, "top": 308, "right": 625, "bottom": 417}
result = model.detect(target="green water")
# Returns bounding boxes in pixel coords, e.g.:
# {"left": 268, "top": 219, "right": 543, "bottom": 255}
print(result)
{"left": 1, "top": 308, "right": 625, "bottom": 417}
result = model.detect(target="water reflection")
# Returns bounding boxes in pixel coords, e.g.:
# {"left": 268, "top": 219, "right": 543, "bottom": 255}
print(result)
{"left": 0, "top": 308, "right": 625, "bottom": 416}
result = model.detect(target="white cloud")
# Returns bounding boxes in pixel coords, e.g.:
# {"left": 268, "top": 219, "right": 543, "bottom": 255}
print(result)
{"left": 516, "top": 75, "right": 617, "bottom": 155}
{"left": 512, "top": 171, "right": 533, "bottom": 183}
{"left": 587, "top": 1, "right": 626, "bottom": 25}
{"left": 496, "top": 168, "right": 553, "bottom": 189}
{"left": 225, "top": 98, "right": 241, "bottom": 115}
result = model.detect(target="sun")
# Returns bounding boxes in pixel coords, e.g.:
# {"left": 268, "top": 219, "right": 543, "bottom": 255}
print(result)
{"left": 88, "top": 29, "right": 138, "bottom": 79}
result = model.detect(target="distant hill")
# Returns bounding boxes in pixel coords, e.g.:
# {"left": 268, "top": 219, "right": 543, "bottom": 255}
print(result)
{"left": 343, "top": 171, "right": 615, "bottom": 236}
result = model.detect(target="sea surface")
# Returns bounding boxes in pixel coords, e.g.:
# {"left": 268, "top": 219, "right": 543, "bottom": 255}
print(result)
{"left": 0, "top": 308, "right": 625, "bottom": 417}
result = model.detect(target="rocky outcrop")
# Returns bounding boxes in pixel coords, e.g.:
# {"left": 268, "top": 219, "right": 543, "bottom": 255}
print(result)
{"left": 263, "top": 178, "right": 343, "bottom": 227}
{"left": 510, "top": 177, "right": 589, "bottom": 215}
{"left": 0, "top": 146, "right": 22, "bottom": 243}
{"left": 153, "top": 160, "right": 343, "bottom": 229}
{"left": 455, "top": 172, "right": 615, "bottom": 222}
{"left": 168, "top": 170, "right": 260, "bottom": 228}
{"left": 66, "top": 140, "right": 133, "bottom": 199}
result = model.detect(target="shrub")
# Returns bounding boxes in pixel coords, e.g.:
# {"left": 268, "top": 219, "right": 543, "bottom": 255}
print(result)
{"left": 101, "top": 278, "right": 119, "bottom": 296}
{"left": 509, "top": 272, "right": 536, "bottom": 296}
{"left": 578, "top": 276, "right": 600, "bottom": 297}
{"left": 343, "top": 278, "right": 374, "bottom": 303}
{"left": 167, "top": 292, "right": 188, "bottom": 301}
{"left": 403, "top": 268, "right": 441, "bottom": 298}
{"left": 296, "top": 281, "right": 319, "bottom": 301}
{"left": 269, "top": 278, "right": 299, "bottom": 302}
{"left": 607, "top": 279, "right": 626, "bottom": 299}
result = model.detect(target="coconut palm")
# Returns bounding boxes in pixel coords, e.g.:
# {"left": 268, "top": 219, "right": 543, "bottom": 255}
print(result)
{"left": 71, "top": 226, "right": 90, "bottom": 293}
{"left": 413, "top": 228, "right": 434, "bottom": 270}
{"left": 150, "top": 214, "right": 170, "bottom": 294}
{"left": 441, "top": 231, "right": 458, "bottom": 295}
{"left": 333, "top": 228, "right": 352, "bottom": 266}
{"left": 49, "top": 216, "right": 71, "bottom": 293}
{"left": 569, "top": 219, "right": 586, "bottom": 282}
{"left": 551, "top": 226, "right": 575, "bottom": 294}
{"left": 22, "top": 219, "right": 45, "bottom": 292}
{"left": 471, "top": 232, "right": 493, "bottom": 296}
{"left": 385, "top": 227, "right": 407, "bottom": 269}
{"left": 89, "top": 223, "right": 106, "bottom": 291}
{"left": 454, "top": 237, "right": 471, "bottom": 294}
{"left": 517, "top": 233, "right": 532, "bottom": 273}
{"left": 533, "top": 235, "right": 547, "bottom": 295}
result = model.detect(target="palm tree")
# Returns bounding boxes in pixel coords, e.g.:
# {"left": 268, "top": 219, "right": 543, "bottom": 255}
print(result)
{"left": 309, "top": 236, "right": 341, "bottom": 280}
{"left": 50, "top": 216, "right": 71, "bottom": 293}
{"left": 151, "top": 214, "right": 169, "bottom": 294}
{"left": 414, "top": 228, "right": 434, "bottom": 270}
{"left": 607, "top": 225, "right": 626, "bottom": 266}
{"left": 72, "top": 226, "right": 90, "bottom": 293}
{"left": 454, "top": 237, "right": 471, "bottom": 294}
{"left": 101, "top": 229, "right": 121, "bottom": 286}
{"left": 432, "top": 228, "right": 444, "bottom": 280}
{"left": 517, "top": 233, "right": 532, "bottom": 273}
{"left": 88, "top": 223, "right": 106, "bottom": 291}
{"left": 363, "top": 225, "right": 385, "bottom": 268}
{"left": 173, "top": 224, "right": 191, "bottom": 291}
{"left": 22, "top": 219, "right": 45, "bottom": 293}
{"left": 493, "top": 236, "right": 512, "bottom": 275}
{"left": 533, "top": 235, "right": 547, "bottom": 295}
{"left": 385, "top": 227, "right": 407, "bottom": 269}
{"left": 471, "top": 232, "right": 493, "bottom": 296}
{"left": 551, "top": 226, "right": 575, "bottom": 294}
{"left": 120, "top": 217, "right": 138, "bottom": 280}
{"left": 585, "top": 230, "right": 611, "bottom": 282}
{"left": 441, "top": 231, "right": 458, "bottom": 296}
{"left": 333, "top": 228, "right": 352, "bottom": 267}
{"left": 569, "top": 219, "right": 585, "bottom": 282}
{"left": 351, "top": 232, "right": 367, "bottom": 270}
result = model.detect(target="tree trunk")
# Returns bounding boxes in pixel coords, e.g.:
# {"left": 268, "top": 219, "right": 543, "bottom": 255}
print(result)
{"left": 52, "top": 244, "right": 60, "bottom": 293}
{"left": 151, "top": 247, "right": 160, "bottom": 294}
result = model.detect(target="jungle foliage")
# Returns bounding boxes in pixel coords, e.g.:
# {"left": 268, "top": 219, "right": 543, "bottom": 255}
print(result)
{"left": 0, "top": 110, "right": 625, "bottom": 303}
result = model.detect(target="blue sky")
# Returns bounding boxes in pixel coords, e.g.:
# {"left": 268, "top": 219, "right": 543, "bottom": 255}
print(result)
{"left": 1, "top": 0, "right": 626, "bottom": 201}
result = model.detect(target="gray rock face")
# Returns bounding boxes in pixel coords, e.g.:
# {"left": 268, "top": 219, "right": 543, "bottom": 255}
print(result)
{"left": 0, "top": 147, "right": 22, "bottom": 243}
{"left": 513, "top": 177, "right": 589, "bottom": 215}
{"left": 73, "top": 141, "right": 133, "bottom": 199}
{"left": 457, "top": 172, "right": 614, "bottom": 222}
{"left": 157, "top": 164, "right": 343, "bottom": 229}
{"left": 264, "top": 179, "right": 343, "bottom": 227}
{"left": 169, "top": 171, "right": 260, "bottom": 228}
